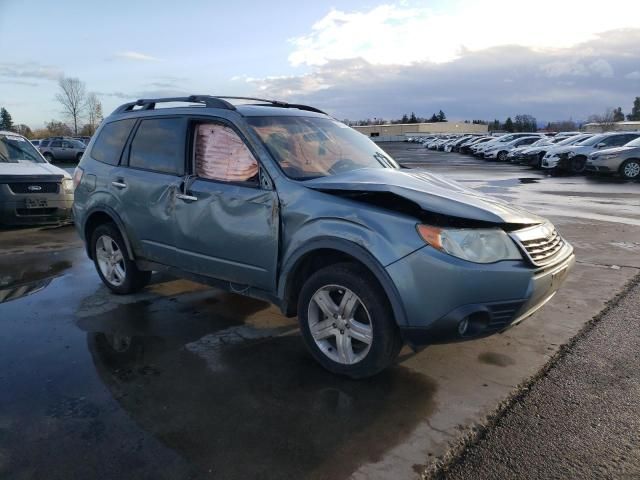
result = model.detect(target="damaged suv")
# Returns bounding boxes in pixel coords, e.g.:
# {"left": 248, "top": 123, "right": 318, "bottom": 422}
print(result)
{"left": 73, "top": 96, "right": 575, "bottom": 378}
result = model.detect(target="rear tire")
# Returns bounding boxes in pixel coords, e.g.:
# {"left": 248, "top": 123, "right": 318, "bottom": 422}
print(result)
{"left": 497, "top": 151, "right": 508, "bottom": 162}
{"left": 570, "top": 155, "right": 587, "bottom": 174}
{"left": 91, "top": 223, "right": 151, "bottom": 294}
{"left": 297, "top": 262, "right": 403, "bottom": 378}
{"left": 620, "top": 159, "right": 640, "bottom": 180}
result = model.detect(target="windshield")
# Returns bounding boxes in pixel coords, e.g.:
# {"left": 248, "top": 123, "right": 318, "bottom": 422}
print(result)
{"left": 625, "top": 137, "right": 640, "bottom": 147}
{"left": 576, "top": 134, "right": 605, "bottom": 146}
{"left": 0, "top": 134, "right": 45, "bottom": 164}
{"left": 248, "top": 116, "right": 399, "bottom": 180}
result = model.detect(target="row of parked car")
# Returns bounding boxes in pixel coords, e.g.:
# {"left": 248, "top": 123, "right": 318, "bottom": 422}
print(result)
{"left": 408, "top": 131, "right": 640, "bottom": 179}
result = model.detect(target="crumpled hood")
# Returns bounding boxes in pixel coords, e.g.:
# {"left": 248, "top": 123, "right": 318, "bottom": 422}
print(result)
{"left": 304, "top": 168, "right": 545, "bottom": 225}
{"left": 0, "top": 161, "right": 71, "bottom": 179}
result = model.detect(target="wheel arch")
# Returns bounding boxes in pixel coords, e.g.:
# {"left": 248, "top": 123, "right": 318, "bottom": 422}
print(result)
{"left": 83, "top": 206, "right": 135, "bottom": 261}
{"left": 278, "top": 238, "right": 408, "bottom": 327}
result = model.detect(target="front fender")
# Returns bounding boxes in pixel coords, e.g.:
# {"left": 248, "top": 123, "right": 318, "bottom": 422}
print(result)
{"left": 278, "top": 236, "right": 410, "bottom": 327}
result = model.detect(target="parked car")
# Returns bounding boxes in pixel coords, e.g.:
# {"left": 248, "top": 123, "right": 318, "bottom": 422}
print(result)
{"left": 507, "top": 138, "right": 554, "bottom": 163}
{"left": 586, "top": 136, "right": 640, "bottom": 179}
{"left": 73, "top": 136, "right": 92, "bottom": 145}
{"left": 73, "top": 95, "right": 575, "bottom": 378}
{"left": 38, "top": 138, "right": 86, "bottom": 163}
{"left": 483, "top": 136, "right": 541, "bottom": 161}
{"left": 30, "top": 139, "right": 42, "bottom": 147}
{"left": 472, "top": 133, "right": 544, "bottom": 157}
{"left": 541, "top": 132, "right": 640, "bottom": 173}
{"left": 516, "top": 134, "right": 592, "bottom": 168}
{"left": 460, "top": 136, "right": 492, "bottom": 154}
{"left": 0, "top": 130, "right": 74, "bottom": 226}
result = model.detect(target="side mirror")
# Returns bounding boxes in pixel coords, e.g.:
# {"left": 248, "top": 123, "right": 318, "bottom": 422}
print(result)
{"left": 596, "top": 142, "right": 606, "bottom": 148}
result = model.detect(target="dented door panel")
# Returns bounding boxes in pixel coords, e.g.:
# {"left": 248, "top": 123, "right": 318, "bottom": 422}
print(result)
{"left": 172, "top": 179, "right": 279, "bottom": 291}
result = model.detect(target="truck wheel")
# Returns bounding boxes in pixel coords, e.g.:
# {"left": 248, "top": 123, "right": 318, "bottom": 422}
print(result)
{"left": 620, "top": 159, "right": 640, "bottom": 179}
{"left": 91, "top": 223, "right": 151, "bottom": 294}
{"left": 297, "top": 262, "right": 403, "bottom": 378}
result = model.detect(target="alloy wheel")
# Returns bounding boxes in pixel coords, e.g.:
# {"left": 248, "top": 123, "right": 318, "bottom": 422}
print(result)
{"left": 307, "top": 285, "right": 373, "bottom": 365}
{"left": 623, "top": 161, "right": 640, "bottom": 179}
{"left": 95, "top": 235, "right": 126, "bottom": 286}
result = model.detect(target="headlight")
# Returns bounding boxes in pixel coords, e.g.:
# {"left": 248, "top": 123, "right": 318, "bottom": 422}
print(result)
{"left": 416, "top": 225, "right": 522, "bottom": 263}
{"left": 567, "top": 152, "right": 576, "bottom": 158}
{"left": 62, "top": 178, "right": 74, "bottom": 194}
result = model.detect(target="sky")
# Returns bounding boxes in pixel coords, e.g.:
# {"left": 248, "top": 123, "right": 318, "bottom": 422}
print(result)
{"left": 1, "top": 0, "right": 639, "bottom": 128}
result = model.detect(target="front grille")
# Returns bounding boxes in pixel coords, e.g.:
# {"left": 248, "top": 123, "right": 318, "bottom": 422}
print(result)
{"left": 512, "top": 223, "right": 565, "bottom": 267}
{"left": 485, "top": 301, "right": 525, "bottom": 333}
{"left": 8, "top": 182, "right": 59, "bottom": 194}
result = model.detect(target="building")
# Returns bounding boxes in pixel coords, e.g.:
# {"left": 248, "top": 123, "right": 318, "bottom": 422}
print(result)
{"left": 582, "top": 121, "right": 640, "bottom": 133}
{"left": 352, "top": 122, "right": 488, "bottom": 141}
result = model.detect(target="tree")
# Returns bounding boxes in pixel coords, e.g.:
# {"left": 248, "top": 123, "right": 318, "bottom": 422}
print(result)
{"left": 437, "top": 110, "right": 447, "bottom": 122}
{"left": 514, "top": 114, "right": 537, "bottom": 132}
{"left": 587, "top": 108, "right": 616, "bottom": 132}
{"left": 0, "top": 107, "right": 14, "bottom": 131}
{"left": 401, "top": 113, "right": 409, "bottom": 123}
{"left": 612, "top": 107, "right": 625, "bottom": 122}
{"left": 55, "top": 77, "right": 87, "bottom": 135}
{"left": 86, "top": 92, "right": 103, "bottom": 135}
{"left": 45, "top": 120, "right": 73, "bottom": 136}
{"left": 428, "top": 113, "right": 438, "bottom": 123}
{"left": 408, "top": 112, "right": 418, "bottom": 123}
{"left": 627, "top": 97, "right": 640, "bottom": 121}
{"left": 504, "top": 117, "right": 514, "bottom": 132}
{"left": 14, "top": 124, "right": 32, "bottom": 138}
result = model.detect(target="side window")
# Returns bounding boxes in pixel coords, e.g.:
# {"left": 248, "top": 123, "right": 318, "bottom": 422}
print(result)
{"left": 62, "top": 141, "right": 71, "bottom": 148}
{"left": 194, "top": 123, "right": 259, "bottom": 183}
{"left": 51, "top": 140, "right": 62, "bottom": 148}
{"left": 129, "top": 118, "right": 185, "bottom": 175}
{"left": 40, "top": 140, "right": 49, "bottom": 147}
{"left": 91, "top": 119, "right": 135, "bottom": 166}
{"left": 607, "top": 135, "right": 632, "bottom": 147}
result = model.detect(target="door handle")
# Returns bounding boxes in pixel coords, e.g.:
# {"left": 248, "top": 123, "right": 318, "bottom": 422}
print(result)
{"left": 111, "top": 181, "right": 127, "bottom": 189}
{"left": 176, "top": 193, "right": 198, "bottom": 202}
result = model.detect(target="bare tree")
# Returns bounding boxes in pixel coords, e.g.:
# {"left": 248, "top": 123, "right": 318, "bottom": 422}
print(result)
{"left": 86, "top": 92, "right": 104, "bottom": 135}
{"left": 587, "top": 108, "right": 616, "bottom": 132}
{"left": 55, "top": 77, "right": 87, "bottom": 135}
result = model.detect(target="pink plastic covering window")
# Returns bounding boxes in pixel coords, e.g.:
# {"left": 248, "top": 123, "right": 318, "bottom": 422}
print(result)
{"left": 195, "top": 124, "right": 259, "bottom": 182}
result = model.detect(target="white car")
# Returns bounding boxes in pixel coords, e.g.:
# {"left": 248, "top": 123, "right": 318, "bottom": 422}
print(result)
{"left": 483, "top": 136, "right": 542, "bottom": 161}
{"left": 541, "top": 132, "right": 640, "bottom": 173}
{"left": 472, "top": 133, "right": 544, "bottom": 157}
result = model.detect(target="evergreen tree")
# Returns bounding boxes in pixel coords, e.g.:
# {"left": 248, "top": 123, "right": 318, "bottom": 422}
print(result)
{"left": 627, "top": 97, "right": 640, "bottom": 121}
{"left": 504, "top": 117, "right": 514, "bottom": 132}
{"left": 401, "top": 113, "right": 409, "bottom": 123}
{"left": 429, "top": 113, "right": 438, "bottom": 123}
{"left": 437, "top": 110, "right": 447, "bottom": 122}
{"left": 612, "top": 107, "right": 625, "bottom": 122}
{"left": 0, "top": 107, "right": 14, "bottom": 131}
{"left": 409, "top": 112, "right": 418, "bottom": 123}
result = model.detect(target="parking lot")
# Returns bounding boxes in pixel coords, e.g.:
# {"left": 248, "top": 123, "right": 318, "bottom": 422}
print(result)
{"left": 1, "top": 143, "right": 639, "bottom": 479}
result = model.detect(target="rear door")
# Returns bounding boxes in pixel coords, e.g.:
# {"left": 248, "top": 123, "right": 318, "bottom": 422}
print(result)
{"left": 113, "top": 117, "right": 187, "bottom": 266}
{"left": 172, "top": 119, "right": 279, "bottom": 291}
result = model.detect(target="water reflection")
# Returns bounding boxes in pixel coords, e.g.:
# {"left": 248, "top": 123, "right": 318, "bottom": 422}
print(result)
{"left": 0, "top": 259, "right": 72, "bottom": 304}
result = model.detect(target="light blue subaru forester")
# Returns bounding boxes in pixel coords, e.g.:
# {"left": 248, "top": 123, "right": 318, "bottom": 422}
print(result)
{"left": 73, "top": 95, "right": 575, "bottom": 378}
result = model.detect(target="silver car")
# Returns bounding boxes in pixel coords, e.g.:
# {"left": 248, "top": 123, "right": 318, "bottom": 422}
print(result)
{"left": 39, "top": 138, "right": 86, "bottom": 163}
{"left": 586, "top": 136, "right": 640, "bottom": 179}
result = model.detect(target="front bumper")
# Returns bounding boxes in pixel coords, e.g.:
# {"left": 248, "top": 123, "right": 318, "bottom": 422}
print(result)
{"left": 389, "top": 243, "right": 575, "bottom": 347}
{"left": 541, "top": 156, "right": 560, "bottom": 169}
{"left": 585, "top": 157, "right": 621, "bottom": 174}
{"left": 0, "top": 185, "right": 73, "bottom": 226}
{"left": 483, "top": 151, "right": 498, "bottom": 159}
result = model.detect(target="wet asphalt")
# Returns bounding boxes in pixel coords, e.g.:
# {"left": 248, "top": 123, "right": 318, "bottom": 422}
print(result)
{"left": 1, "top": 145, "right": 639, "bottom": 479}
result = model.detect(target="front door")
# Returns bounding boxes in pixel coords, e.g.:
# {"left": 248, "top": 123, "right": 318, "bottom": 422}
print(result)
{"left": 172, "top": 120, "right": 279, "bottom": 292}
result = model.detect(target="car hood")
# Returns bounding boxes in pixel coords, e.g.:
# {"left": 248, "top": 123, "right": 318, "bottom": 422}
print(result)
{"left": 304, "top": 168, "right": 544, "bottom": 225}
{"left": 0, "top": 161, "right": 71, "bottom": 180}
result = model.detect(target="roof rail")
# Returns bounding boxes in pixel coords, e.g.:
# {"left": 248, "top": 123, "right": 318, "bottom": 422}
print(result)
{"left": 214, "top": 96, "right": 327, "bottom": 115}
{"left": 112, "top": 95, "right": 327, "bottom": 116}
{"left": 113, "top": 95, "right": 236, "bottom": 114}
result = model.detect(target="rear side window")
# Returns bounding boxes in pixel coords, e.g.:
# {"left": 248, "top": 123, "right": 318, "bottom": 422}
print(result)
{"left": 51, "top": 140, "right": 62, "bottom": 148}
{"left": 91, "top": 119, "right": 136, "bottom": 165}
{"left": 129, "top": 118, "right": 185, "bottom": 175}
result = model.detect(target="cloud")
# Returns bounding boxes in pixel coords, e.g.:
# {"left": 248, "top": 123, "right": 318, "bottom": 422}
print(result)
{"left": 288, "top": 1, "right": 640, "bottom": 67}
{"left": 625, "top": 71, "right": 640, "bottom": 79}
{"left": 249, "top": 29, "right": 640, "bottom": 122}
{"left": 0, "top": 62, "right": 63, "bottom": 81}
{"left": 113, "top": 51, "right": 161, "bottom": 62}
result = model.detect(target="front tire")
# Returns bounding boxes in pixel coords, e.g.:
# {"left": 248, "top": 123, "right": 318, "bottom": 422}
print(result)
{"left": 497, "top": 151, "right": 508, "bottom": 162}
{"left": 297, "top": 263, "right": 403, "bottom": 378}
{"left": 620, "top": 159, "right": 640, "bottom": 180}
{"left": 91, "top": 223, "right": 151, "bottom": 294}
{"left": 570, "top": 155, "right": 587, "bottom": 174}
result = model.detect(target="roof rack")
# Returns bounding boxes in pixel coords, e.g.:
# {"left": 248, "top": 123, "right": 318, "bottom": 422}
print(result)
{"left": 113, "top": 95, "right": 326, "bottom": 115}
